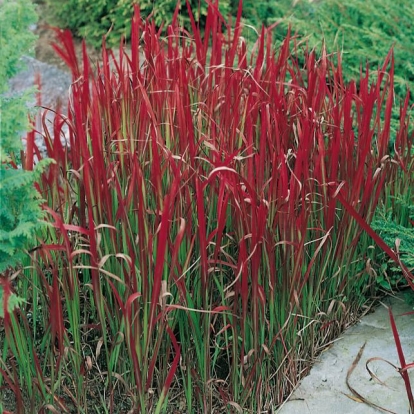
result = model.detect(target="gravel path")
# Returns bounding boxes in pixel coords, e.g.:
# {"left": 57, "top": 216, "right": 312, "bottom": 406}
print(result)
{"left": 9, "top": 56, "right": 72, "bottom": 155}
{"left": 9, "top": 56, "right": 71, "bottom": 111}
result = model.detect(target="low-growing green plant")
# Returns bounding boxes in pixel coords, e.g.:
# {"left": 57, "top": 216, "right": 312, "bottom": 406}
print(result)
{"left": 266, "top": 0, "right": 414, "bottom": 95}
{"left": 372, "top": 212, "right": 414, "bottom": 290}
{"left": 43, "top": 0, "right": 233, "bottom": 48}
{"left": 2, "top": 2, "right": 413, "bottom": 412}
{"left": 251, "top": 0, "right": 414, "bottom": 150}
{"left": 372, "top": 120, "right": 414, "bottom": 290}
{"left": 42, "top": 0, "right": 135, "bottom": 48}
{"left": 0, "top": 0, "right": 37, "bottom": 154}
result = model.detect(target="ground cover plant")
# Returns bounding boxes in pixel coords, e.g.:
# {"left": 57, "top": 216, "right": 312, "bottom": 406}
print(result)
{"left": 42, "top": 0, "right": 233, "bottom": 48}
{"left": 1, "top": 2, "right": 414, "bottom": 412}
{"left": 268, "top": 0, "right": 414, "bottom": 102}
{"left": 371, "top": 121, "right": 414, "bottom": 291}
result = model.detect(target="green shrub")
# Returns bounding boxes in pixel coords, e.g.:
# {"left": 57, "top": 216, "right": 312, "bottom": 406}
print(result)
{"left": 44, "top": 0, "right": 232, "bottom": 48}
{"left": 0, "top": 0, "right": 37, "bottom": 149}
{"left": 372, "top": 216, "right": 414, "bottom": 289}
{"left": 43, "top": 0, "right": 133, "bottom": 48}
{"left": 239, "top": 0, "right": 414, "bottom": 135}
{"left": 372, "top": 175, "right": 414, "bottom": 290}
{"left": 240, "top": 0, "right": 290, "bottom": 30}
{"left": 260, "top": 0, "right": 414, "bottom": 102}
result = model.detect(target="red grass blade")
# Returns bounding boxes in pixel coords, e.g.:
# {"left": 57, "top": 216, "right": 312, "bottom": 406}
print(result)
{"left": 388, "top": 307, "right": 414, "bottom": 411}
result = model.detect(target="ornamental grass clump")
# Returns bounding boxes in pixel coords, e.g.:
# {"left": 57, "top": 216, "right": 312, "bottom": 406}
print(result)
{"left": 1, "top": 2, "right": 413, "bottom": 412}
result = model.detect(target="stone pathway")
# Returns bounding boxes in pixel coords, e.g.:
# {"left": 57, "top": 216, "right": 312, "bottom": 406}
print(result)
{"left": 9, "top": 56, "right": 71, "bottom": 156}
{"left": 278, "top": 292, "right": 414, "bottom": 414}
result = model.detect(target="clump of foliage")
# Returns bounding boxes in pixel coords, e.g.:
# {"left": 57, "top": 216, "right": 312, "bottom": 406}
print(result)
{"left": 236, "top": 0, "right": 278, "bottom": 28}
{"left": 43, "top": 0, "right": 232, "bottom": 48}
{"left": 372, "top": 136, "right": 414, "bottom": 290}
{"left": 266, "top": 0, "right": 414, "bottom": 98}
{"left": 2, "top": 3, "right": 413, "bottom": 412}
{"left": 242, "top": 0, "right": 413, "bottom": 147}
{"left": 43, "top": 0, "right": 137, "bottom": 48}
{"left": 373, "top": 215, "right": 414, "bottom": 290}
{"left": 0, "top": 0, "right": 37, "bottom": 151}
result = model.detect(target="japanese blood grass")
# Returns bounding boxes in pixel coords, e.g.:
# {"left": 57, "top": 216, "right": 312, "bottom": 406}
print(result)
{"left": 2, "top": 3, "right": 413, "bottom": 413}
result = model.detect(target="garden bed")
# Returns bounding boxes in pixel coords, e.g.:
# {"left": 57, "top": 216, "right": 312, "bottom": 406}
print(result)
{"left": 2, "top": 2, "right": 413, "bottom": 413}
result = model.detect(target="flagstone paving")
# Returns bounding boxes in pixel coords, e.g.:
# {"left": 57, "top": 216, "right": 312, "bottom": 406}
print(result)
{"left": 278, "top": 292, "right": 414, "bottom": 414}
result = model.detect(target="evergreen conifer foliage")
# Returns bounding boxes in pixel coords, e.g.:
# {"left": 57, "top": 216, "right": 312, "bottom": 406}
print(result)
{"left": 44, "top": 0, "right": 232, "bottom": 48}
{"left": 0, "top": 0, "right": 37, "bottom": 154}
{"left": 266, "top": 0, "right": 414, "bottom": 101}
